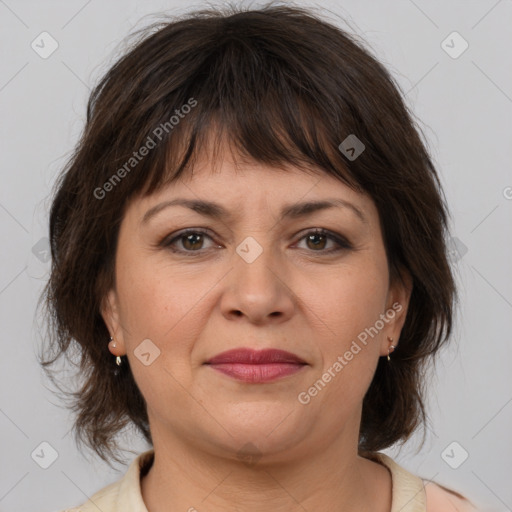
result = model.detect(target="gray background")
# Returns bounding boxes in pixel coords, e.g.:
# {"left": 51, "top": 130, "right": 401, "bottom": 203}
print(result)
{"left": 0, "top": 0, "right": 511, "bottom": 511}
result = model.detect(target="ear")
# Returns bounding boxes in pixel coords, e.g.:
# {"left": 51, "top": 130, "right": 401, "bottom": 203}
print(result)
{"left": 380, "top": 267, "right": 413, "bottom": 356}
{"left": 100, "top": 288, "right": 126, "bottom": 356}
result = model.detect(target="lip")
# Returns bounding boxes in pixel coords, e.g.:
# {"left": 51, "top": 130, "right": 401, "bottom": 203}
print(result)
{"left": 204, "top": 348, "right": 308, "bottom": 383}
{"left": 206, "top": 348, "right": 307, "bottom": 365}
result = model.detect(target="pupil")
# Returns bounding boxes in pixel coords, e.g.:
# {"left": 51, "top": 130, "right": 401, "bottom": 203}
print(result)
{"left": 185, "top": 234, "right": 202, "bottom": 249}
{"left": 308, "top": 234, "right": 325, "bottom": 249}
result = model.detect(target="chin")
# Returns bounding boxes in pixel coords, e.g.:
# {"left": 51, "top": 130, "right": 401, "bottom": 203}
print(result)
{"left": 211, "top": 404, "right": 308, "bottom": 457}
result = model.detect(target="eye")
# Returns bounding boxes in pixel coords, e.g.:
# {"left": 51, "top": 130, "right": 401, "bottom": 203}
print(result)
{"left": 162, "top": 228, "right": 217, "bottom": 254}
{"left": 294, "top": 228, "right": 352, "bottom": 253}
{"left": 161, "top": 227, "right": 351, "bottom": 256}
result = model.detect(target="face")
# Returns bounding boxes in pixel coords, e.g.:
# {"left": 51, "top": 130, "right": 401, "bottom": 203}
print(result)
{"left": 102, "top": 148, "right": 411, "bottom": 463}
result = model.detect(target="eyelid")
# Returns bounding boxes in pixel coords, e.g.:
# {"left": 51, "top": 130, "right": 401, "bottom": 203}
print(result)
{"left": 293, "top": 228, "right": 353, "bottom": 253}
{"left": 158, "top": 227, "right": 217, "bottom": 250}
{"left": 159, "top": 227, "right": 353, "bottom": 255}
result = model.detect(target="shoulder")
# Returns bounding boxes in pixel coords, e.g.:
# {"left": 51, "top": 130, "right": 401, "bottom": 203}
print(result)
{"left": 54, "top": 482, "right": 119, "bottom": 511}
{"left": 365, "top": 452, "right": 479, "bottom": 512}
{"left": 55, "top": 449, "right": 154, "bottom": 512}
{"left": 424, "top": 480, "right": 479, "bottom": 512}
{"left": 54, "top": 480, "right": 119, "bottom": 511}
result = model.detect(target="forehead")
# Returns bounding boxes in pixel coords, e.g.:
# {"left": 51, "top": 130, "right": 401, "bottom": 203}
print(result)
{"left": 136, "top": 163, "right": 372, "bottom": 225}
{"left": 146, "top": 147, "right": 369, "bottom": 201}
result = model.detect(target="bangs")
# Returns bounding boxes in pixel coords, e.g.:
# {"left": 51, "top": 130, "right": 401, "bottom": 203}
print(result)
{"left": 123, "top": 32, "right": 363, "bottom": 199}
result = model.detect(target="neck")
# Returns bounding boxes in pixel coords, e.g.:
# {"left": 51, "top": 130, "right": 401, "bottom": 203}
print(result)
{"left": 140, "top": 424, "right": 392, "bottom": 512}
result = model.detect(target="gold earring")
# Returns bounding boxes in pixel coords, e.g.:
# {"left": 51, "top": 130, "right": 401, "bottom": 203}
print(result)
{"left": 387, "top": 336, "right": 396, "bottom": 361}
{"left": 109, "top": 336, "right": 123, "bottom": 367}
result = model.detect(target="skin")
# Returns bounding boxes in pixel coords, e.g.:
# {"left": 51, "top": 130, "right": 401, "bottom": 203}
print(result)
{"left": 102, "top": 145, "right": 412, "bottom": 512}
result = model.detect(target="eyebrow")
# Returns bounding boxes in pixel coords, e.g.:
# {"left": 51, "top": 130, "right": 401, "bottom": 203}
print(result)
{"left": 141, "top": 197, "right": 367, "bottom": 225}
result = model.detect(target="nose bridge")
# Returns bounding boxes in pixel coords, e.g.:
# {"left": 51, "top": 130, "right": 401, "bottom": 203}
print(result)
{"left": 233, "top": 233, "right": 280, "bottom": 289}
{"left": 223, "top": 232, "right": 293, "bottom": 321}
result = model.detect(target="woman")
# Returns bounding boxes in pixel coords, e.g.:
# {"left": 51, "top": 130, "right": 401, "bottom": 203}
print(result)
{"left": 40, "top": 4, "right": 479, "bottom": 511}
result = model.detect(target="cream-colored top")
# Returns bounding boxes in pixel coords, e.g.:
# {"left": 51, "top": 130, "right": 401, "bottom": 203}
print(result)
{"left": 60, "top": 449, "right": 478, "bottom": 512}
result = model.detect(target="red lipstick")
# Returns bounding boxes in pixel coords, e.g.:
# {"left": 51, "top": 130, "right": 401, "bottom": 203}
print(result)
{"left": 204, "top": 348, "right": 307, "bottom": 383}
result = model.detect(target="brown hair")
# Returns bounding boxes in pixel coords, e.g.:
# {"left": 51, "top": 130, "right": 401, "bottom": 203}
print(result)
{"left": 38, "top": 2, "right": 456, "bottom": 467}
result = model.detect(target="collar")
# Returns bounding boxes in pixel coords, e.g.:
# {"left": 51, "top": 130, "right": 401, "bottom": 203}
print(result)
{"left": 76, "top": 448, "right": 427, "bottom": 512}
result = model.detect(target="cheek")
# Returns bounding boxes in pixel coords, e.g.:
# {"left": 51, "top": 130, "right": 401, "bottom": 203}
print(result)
{"left": 302, "top": 259, "right": 388, "bottom": 402}
{"left": 115, "top": 260, "right": 205, "bottom": 397}
{"left": 115, "top": 248, "right": 185, "bottom": 330}
{"left": 115, "top": 253, "right": 217, "bottom": 361}
{"left": 312, "top": 262, "right": 388, "bottom": 340}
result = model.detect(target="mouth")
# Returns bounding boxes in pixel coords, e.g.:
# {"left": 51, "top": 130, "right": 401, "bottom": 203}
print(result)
{"left": 204, "top": 348, "right": 308, "bottom": 383}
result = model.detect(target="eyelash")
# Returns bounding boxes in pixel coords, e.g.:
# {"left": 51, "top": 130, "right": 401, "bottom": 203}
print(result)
{"left": 160, "top": 228, "right": 352, "bottom": 256}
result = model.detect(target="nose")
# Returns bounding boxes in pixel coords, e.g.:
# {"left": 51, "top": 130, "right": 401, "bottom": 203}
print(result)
{"left": 220, "top": 236, "right": 296, "bottom": 325}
